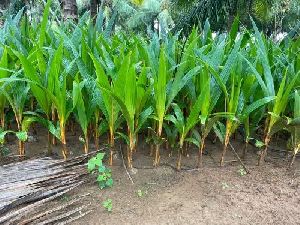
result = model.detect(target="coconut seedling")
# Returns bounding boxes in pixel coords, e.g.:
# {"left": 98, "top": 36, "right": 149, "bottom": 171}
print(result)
{"left": 241, "top": 19, "right": 300, "bottom": 165}
{"left": 166, "top": 81, "right": 209, "bottom": 170}
{"left": 150, "top": 36, "right": 201, "bottom": 166}
{"left": 237, "top": 74, "right": 262, "bottom": 159}
{"left": 193, "top": 19, "right": 245, "bottom": 167}
{"left": 90, "top": 53, "right": 121, "bottom": 165}
{"left": 163, "top": 123, "right": 178, "bottom": 152}
{"left": 0, "top": 48, "right": 10, "bottom": 129}
{"left": 192, "top": 65, "right": 216, "bottom": 167}
{"left": 287, "top": 90, "right": 300, "bottom": 166}
{"left": 204, "top": 55, "right": 275, "bottom": 166}
{"left": 152, "top": 46, "right": 167, "bottom": 166}
{"left": 133, "top": 66, "right": 152, "bottom": 148}
{"left": 73, "top": 79, "right": 94, "bottom": 154}
{"left": 12, "top": 49, "right": 54, "bottom": 152}
{"left": 46, "top": 43, "right": 76, "bottom": 160}
{"left": 245, "top": 61, "right": 300, "bottom": 165}
{"left": 176, "top": 64, "right": 217, "bottom": 168}
{"left": 225, "top": 76, "right": 274, "bottom": 166}
{"left": 11, "top": 0, "right": 55, "bottom": 154}
{"left": 114, "top": 58, "right": 152, "bottom": 168}
{"left": 1, "top": 80, "right": 29, "bottom": 155}
{"left": 97, "top": 52, "right": 153, "bottom": 168}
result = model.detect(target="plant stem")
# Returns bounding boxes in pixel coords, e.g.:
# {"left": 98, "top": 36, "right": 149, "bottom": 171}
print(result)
{"left": 109, "top": 127, "right": 114, "bottom": 166}
{"left": 258, "top": 134, "right": 271, "bottom": 166}
{"left": 52, "top": 106, "right": 57, "bottom": 146}
{"left": 127, "top": 130, "right": 134, "bottom": 169}
{"left": 176, "top": 147, "right": 182, "bottom": 171}
{"left": 95, "top": 124, "right": 99, "bottom": 150}
{"left": 263, "top": 117, "right": 270, "bottom": 141}
{"left": 134, "top": 133, "right": 138, "bottom": 153}
{"left": 16, "top": 115, "right": 25, "bottom": 156}
{"left": 289, "top": 152, "right": 297, "bottom": 168}
{"left": 47, "top": 131, "right": 52, "bottom": 155}
{"left": 60, "top": 125, "right": 67, "bottom": 160}
{"left": 18, "top": 140, "right": 24, "bottom": 156}
{"left": 94, "top": 111, "right": 100, "bottom": 150}
{"left": 289, "top": 145, "right": 299, "bottom": 168}
{"left": 0, "top": 111, "right": 5, "bottom": 128}
{"left": 153, "top": 123, "right": 162, "bottom": 167}
{"left": 197, "top": 137, "right": 205, "bottom": 168}
{"left": 154, "top": 144, "right": 160, "bottom": 167}
{"left": 84, "top": 132, "right": 89, "bottom": 154}
{"left": 220, "top": 134, "right": 230, "bottom": 166}
{"left": 46, "top": 115, "right": 52, "bottom": 155}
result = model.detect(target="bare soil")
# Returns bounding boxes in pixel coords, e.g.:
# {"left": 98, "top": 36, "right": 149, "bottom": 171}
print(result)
{"left": 1, "top": 126, "right": 300, "bottom": 225}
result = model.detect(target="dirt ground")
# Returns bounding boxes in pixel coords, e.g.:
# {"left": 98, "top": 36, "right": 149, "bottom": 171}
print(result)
{"left": 71, "top": 153, "right": 300, "bottom": 225}
{"left": 1, "top": 126, "right": 300, "bottom": 225}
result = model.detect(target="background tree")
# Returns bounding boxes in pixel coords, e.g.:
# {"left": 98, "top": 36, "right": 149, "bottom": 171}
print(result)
{"left": 90, "top": 0, "right": 100, "bottom": 19}
{"left": 61, "top": 0, "right": 78, "bottom": 20}
{"left": 171, "top": 0, "right": 300, "bottom": 35}
{"left": 0, "top": 0, "right": 299, "bottom": 36}
{"left": 0, "top": 0, "right": 10, "bottom": 10}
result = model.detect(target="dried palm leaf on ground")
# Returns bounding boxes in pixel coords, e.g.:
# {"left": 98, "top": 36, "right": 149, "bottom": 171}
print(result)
{"left": 0, "top": 149, "right": 105, "bottom": 224}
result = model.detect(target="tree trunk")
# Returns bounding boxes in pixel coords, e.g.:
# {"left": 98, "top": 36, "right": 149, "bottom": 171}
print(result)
{"left": 61, "top": 0, "right": 78, "bottom": 21}
{"left": 90, "top": 0, "right": 100, "bottom": 20}
{"left": 0, "top": 0, "right": 10, "bottom": 10}
{"left": 0, "top": 0, "right": 9, "bottom": 26}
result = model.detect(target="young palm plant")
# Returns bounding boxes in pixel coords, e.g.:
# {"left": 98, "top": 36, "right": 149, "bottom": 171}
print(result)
{"left": 244, "top": 61, "right": 300, "bottom": 165}
{"left": 193, "top": 19, "right": 246, "bottom": 167}
{"left": 73, "top": 79, "right": 95, "bottom": 154}
{"left": 241, "top": 19, "right": 300, "bottom": 165}
{"left": 151, "top": 40, "right": 201, "bottom": 166}
{"left": 152, "top": 47, "right": 167, "bottom": 167}
{"left": 192, "top": 66, "right": 216, "bottom": 167}
{"left": 105, "top": 53, "right": 152, "bottom": 168}
{"left": 10, "top": 0, "right": 55, "bottom": 153}
{"left": 2, "top": 80, "right": 29, "bottom": 155}
{"left": 287, "top": 90, "right": 300, "bottom": 167}
{"left": 47, "top": 44, "right": 75, "bottom": 160}
{"left": 90, "top": 53, "right": 121, "bottom": 165}
{"left": 166, "top": 81, "right": 209, "bottom": 170}
{"left": 0, "top": 48, "right": 10, "bottom": 129}
{"left": 206, "top": 58, "right": 275, "bottom": 166}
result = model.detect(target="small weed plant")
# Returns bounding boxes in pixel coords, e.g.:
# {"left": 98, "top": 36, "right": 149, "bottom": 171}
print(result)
{"left": 88, "top": 153, "right": 113, "bottom": 189}
{"left": 137, "top": 189, "right": 148, "bottom": 197}
{"left": 102, "top": 199, "right": 113, "bottom": 212}
{"left": 221, "top": 182, "right": 230, "bottom": 190}
{"left": 238, "top": 167, "right": 247, "bottom": 176}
